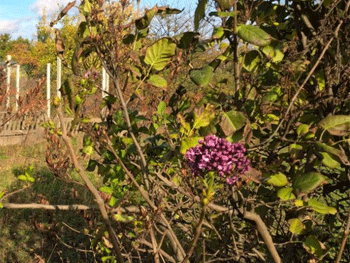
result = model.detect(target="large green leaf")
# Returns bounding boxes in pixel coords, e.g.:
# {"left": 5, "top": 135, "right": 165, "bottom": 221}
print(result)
{"left": 318, "top": 115, "right": 350, "bottom": 136}
{"left": 293, "top": 172, "right": 327, "bottom": 195}
{"left": 144, "top": 38, "right": 176, "bottom": 71}
{"left": 147, "top": 75, "right": 167, "bottom": 90}
{"left": 190, "top": 65, "right": 214, "bottom": 87}
{"left": 193, "top": 104, "right": 215, "bottom": 130}
{"left": 288, "top": 218, "right": 305, "bottom": 235}
{"left": 308, "top": 198, "right": 337, "bottom": 214}
{"left": 220, "top": 110, "right": 246, "bottom": 136}
{"left": 237, "top": 24, "right": 271, "bottom": 47}
{"left": 194, "top": 0, "right": 208, "bottom": 31}
{"left": 267, "top": 172, "right": 288, "bottom": 187}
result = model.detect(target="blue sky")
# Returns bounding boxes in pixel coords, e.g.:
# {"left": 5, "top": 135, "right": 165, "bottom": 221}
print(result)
{"left": 0, "top": 0, "right": 193, "bottom": 40}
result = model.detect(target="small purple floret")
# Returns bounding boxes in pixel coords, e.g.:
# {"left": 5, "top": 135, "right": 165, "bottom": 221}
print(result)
{"left": 185, "top": 135, "right": 250, "bottom": 184}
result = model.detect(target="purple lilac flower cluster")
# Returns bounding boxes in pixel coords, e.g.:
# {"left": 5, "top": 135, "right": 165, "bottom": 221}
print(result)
{"left": 185, "top": 135, "right": 250, "bottom": 185}
{"left": 84, "top": 69, "right": 100, "bottom": 80}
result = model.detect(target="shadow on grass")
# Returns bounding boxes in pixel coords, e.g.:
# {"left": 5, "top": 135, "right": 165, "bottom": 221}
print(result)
{"left": 0, "top": 166, "right": 102, "bottom": 262}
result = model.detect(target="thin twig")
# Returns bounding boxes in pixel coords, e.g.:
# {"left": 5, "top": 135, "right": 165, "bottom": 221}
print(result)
{"left": 335, "top": 192, "right": 350, "bottom": 263}
{"left": 181, "top": 205, "right": 207, "bottom": 263}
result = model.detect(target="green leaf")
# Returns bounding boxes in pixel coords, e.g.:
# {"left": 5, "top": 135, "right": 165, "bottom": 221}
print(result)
{"left": 318, "top": 115, "right": 350, "bottom": 136}
{"left": 109, "top": 196, "right": 118, "bottom": 207}
{"left": 323, "top": 0, "right": 332, "bottom": 7}
{"left": 209, "top": 11, "right": 237, "bottom": 17}
{"left": 190, "top": 65, "right": 214, "bottom": 87}
{"left": 288, "top": 218, "right": 305, "bottom": 235}
{"left": 297, "top": 124, "right": 309, "bottom": 136}
{"left": 194, "top": 0, "right": 208, "bottom": 31}
{"left": 293, "top": 172, "right": 327, "bottom": 195}
{"left": 181, "top": 137, "right": 202, "bottom": 155}
{"left": 177, "top": 113, "right": 191, "bottom": 135}
{"left": 144, "top": 38, "right": 176, "bottom": 71}
{"left": 157, "top": 101, "right": 166, "bottom": 115}
{"left": 261, "top": 42, "right": 284, "bottom": 62}
{"left": 243, "top": 50, "right": 261, "bottom": 72}
{"left": 80, "top": 0, "right": 92, "bottom": 16}
{"left": 157, "top": 6, "right": 183, "bottom": 15}
{"left": 0, "top": 202, "right": 3, "bottom": 208}
{"left": 277, "top": 187, "right": 296, "bottom": 200}
{"left": 212, "top": 27, "right": 225, "bottom": 39}
{"left": 193, "top": 104, "right": 215, "bottom": 130}
{"left": 135, "top": 6, "right": 158, "bottom": 30}
{"left": 303, "top": 235, "right": 325, "bottom": 257}
{"left": 308, "top": 198, "right": 337, "bottom": 214}
{"left": 86, "top": 159, "right": 98, "bottom": 171}
{"left": 147, "top": 75, "right": 167, "bottom": 90}
{"left": 316, "top": 142, "right": 349, "bottom": 166}
{"left": 114, "top": 214, "right": 134, "bottom": 222}
{"left": 27, "top": 176, "right": 35, "bottom": 183}
{"left": 18, "top": 175, "right": 27, "bottom": 181}
{"left": 83, "top": 145, "right": 94, "bottom": 156}
{"left": 135, "top": 6, "right": 182, "bottom": 30}
{"left": 99, "top": 186, "right": 113, "bottom": 195}
{"left": 237, "top": 24, "right": 272, "bottom": 47}
{"left": 220, "top": 110, "right": 246, "bottom": 136}
{"left": 320, "top": 152, "right": 341, "bottom": 169}
{"left": 267, "top": 172, "right": 288, "bottom": 187}
{"left": 215, "top": 0, "right": 234, "bottom": 11}
{"left": 175, "top": 32, "right": 199, "bottom": 49}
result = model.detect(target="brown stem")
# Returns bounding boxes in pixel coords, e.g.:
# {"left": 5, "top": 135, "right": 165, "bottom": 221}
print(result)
{"left": 2, "top": 203, "right": 93, "bottom": 210}
{"left": 57, "top": 107, "right": 125, "bottom": 263}
{"left": 244, "top": 211, "right": 281, "bottom": 263}
{"left": 181, "top": 205, "right": 207, "bottom": 263}
{"left": 138, "top": 239, "right": 176, "bottom": 263}
{"left": 150, "top": 226, "right": 160, "bottom": 263}
{"left": 335, "top": 192, "right": 350, "bottom": 263}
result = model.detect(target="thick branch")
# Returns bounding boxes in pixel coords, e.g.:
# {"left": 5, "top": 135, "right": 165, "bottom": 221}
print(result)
{"left": 244, "top": 211, "right": 281, "bottom": 263}
{"left": 2, "top": 203, "right": 93, "bottom": 210}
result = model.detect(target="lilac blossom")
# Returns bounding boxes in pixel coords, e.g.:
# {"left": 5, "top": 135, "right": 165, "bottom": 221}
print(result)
{"left": 185, "top": 135, "right": 250, "bottom": 185}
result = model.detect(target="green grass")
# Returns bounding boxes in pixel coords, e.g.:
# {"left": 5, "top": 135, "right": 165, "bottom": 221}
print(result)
{"left": 0, "top": 141, "right": 102, "bottom": 262}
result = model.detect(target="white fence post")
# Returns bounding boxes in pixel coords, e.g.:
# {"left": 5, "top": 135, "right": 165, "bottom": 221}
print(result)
{"left": 102, "top": 67, "right": 107, "bottom": 98}
{"left": 57, "top": 57, "right": 61, "bottom": 98}
{"left": 16, "top": 65, "right": 20, "bottom": 112}
{"left": 47, "top": 63, "right": 51, "bottom": 118}
{"left": 6, "top": 55, "right": 11, "bottom": 109}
